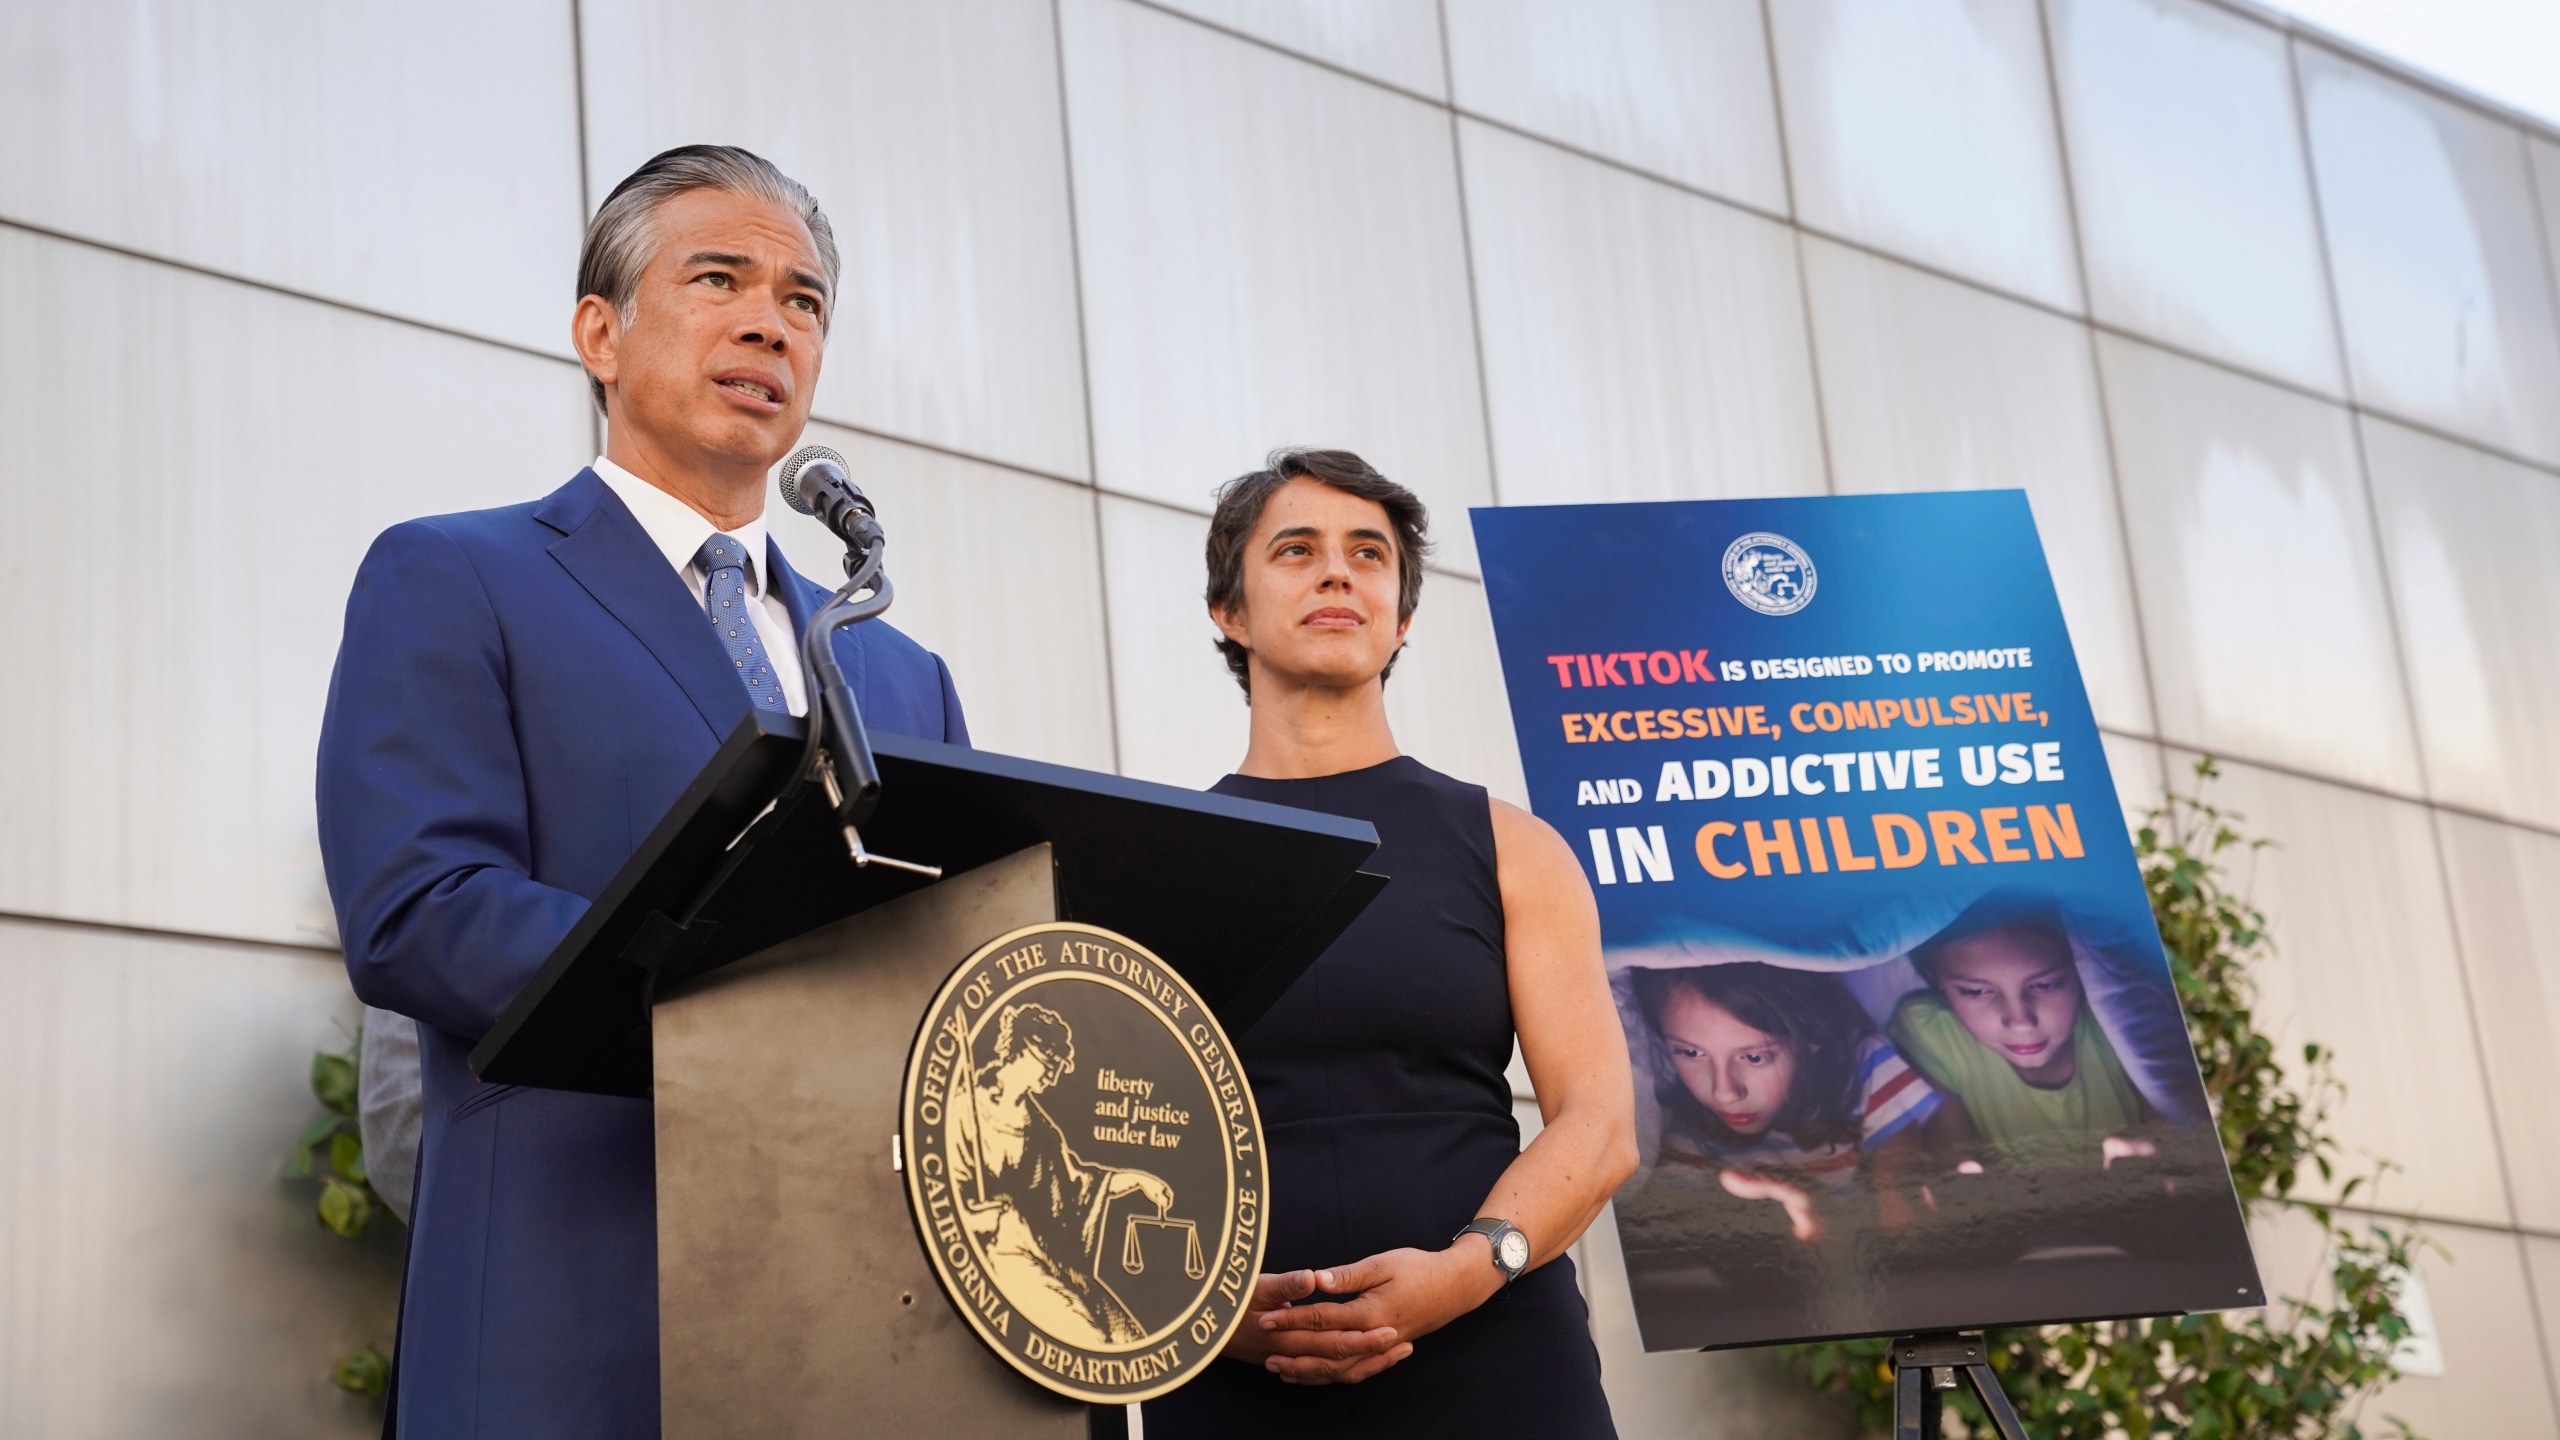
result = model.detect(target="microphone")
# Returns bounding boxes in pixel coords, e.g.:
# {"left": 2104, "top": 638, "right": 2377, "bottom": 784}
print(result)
{"left": 778, "top": 445, "right": 885, "bottom": 559}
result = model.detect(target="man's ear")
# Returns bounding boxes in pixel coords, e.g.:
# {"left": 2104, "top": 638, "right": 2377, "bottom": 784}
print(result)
{"left": 571, "top": 294, "right": 622, "bottom": 392}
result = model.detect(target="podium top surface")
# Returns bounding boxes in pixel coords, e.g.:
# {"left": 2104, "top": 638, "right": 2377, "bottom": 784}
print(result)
{"left": 472, "top": 711, "right": 1384, "bottom": 1096}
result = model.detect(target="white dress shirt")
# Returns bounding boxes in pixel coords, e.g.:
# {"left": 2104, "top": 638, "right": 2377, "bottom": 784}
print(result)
{"left": 592, "top": 455, "right": 810, "bottom": 716}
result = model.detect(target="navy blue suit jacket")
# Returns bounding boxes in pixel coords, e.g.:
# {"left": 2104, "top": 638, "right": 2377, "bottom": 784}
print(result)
{"left": 317, "top": 468, "right": 966, "bottom": 1437}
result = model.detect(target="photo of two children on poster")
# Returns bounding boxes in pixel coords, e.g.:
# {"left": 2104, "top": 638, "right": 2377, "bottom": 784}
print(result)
{"left": 1606, "top": 885, "right": 2248, "bottom": 1349}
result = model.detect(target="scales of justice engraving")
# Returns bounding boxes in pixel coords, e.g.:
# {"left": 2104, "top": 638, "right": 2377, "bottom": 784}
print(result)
{"left": 902, "top": 922, "right": 1266, "bottom": 1404}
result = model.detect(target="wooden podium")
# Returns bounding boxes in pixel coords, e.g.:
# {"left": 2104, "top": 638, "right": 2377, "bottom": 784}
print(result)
{"left": 471, "top": 712, "right": 1383, "bottom": 1437}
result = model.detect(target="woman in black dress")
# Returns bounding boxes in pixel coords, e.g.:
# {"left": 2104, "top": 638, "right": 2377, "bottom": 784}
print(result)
{"left": 1144, "top": 449, "right": 1637, "bottom": 1438}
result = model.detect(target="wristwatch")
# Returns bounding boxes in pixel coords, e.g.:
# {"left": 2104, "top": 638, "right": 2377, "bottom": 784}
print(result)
{"left": 1455, "top": 1217, "right": 1530, "bottom": 1284}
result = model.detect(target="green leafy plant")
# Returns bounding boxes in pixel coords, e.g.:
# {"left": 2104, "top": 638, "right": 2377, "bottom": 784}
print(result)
{"left": 1783, "top": 757, "right": 2430, "bottom": 1438}
{"left": 287, "top": 1028, "right": 399, "bottom": 1398}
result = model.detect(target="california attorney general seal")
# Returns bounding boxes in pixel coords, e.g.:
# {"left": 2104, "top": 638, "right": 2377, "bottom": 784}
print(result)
{"left": 900, "top": 922, "right": 1267, "bottom": 1404}
{"left": 1721, "top": 530, "right": 1817, "bottom": 616}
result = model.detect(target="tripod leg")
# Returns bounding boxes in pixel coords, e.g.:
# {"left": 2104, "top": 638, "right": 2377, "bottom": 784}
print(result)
{"left": 1894, "top": 1361, "right": 1929, "bottom": 1440}
{"left": 1963, "top": 1362, "right": 2030, "bottom": 1440}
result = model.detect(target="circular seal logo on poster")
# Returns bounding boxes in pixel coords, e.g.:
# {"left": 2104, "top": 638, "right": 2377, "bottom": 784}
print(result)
{"left": 1721, "top": 531, "right": 1817, "bottom": 615}
{"left": 900, "top": 922, "right": 1267, "bottom": 1405}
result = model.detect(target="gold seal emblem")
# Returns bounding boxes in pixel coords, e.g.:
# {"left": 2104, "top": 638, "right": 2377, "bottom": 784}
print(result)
{"left": 900, "top": 922, "right": 1268, "bottom": 1404}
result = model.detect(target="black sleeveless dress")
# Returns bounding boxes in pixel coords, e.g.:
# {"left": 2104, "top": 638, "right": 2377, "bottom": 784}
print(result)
{"left": 1144, "top": 757, "right": 1617, "bottom": 1438}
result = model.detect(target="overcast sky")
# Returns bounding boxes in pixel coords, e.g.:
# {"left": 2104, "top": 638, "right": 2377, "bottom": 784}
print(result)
{"left": 2267, "top": 0, "right": 2560, "bottom": 129}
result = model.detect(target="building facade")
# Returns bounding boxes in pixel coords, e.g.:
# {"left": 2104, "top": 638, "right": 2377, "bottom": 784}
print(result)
{"left": 3, "top": 0, "right": 2558, "bottom": 1433}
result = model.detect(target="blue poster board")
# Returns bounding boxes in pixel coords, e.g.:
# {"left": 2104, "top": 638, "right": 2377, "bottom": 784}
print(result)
{"left": 1475, "top": 493, "right": 2258, "bottom": 1351}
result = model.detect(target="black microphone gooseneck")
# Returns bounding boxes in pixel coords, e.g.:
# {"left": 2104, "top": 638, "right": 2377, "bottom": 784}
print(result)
{"left": 779, "top": 445, "right": 935, "bottom": 877}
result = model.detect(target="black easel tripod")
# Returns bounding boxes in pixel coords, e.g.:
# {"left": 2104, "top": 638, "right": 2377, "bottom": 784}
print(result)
{"left": 1893, "top": 1333, "right": 2028, "bottom": 1440}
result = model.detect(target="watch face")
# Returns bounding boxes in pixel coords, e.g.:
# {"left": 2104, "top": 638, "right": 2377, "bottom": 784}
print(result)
{"left": 1497, "top": 1230, "right": 1531, "bottom": 1272}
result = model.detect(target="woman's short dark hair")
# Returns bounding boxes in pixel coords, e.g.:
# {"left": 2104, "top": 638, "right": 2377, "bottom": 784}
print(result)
{"left": 1203, "top": 447, "right": 1433, "bottom": 698}
{"left": 1633, "top": 962, "right": 1871, "bottom": 1150}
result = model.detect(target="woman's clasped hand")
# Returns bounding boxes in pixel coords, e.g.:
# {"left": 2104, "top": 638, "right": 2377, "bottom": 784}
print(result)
{"left": 1228, "top": 1240, "right": 1508, "bottom": 1385}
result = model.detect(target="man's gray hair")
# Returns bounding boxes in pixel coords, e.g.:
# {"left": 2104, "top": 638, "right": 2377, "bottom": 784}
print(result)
{"left": 576, "top": 144, "right": 841, "bottom": 415}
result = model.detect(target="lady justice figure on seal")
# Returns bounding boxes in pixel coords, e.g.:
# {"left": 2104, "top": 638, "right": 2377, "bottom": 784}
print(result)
{"left": 947, "top": 1001, "right": 1179, "bottom": 1347}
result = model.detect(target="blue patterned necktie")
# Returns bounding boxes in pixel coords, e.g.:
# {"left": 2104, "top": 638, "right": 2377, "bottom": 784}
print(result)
{"left": 693, "top": 534, "right": 788, "bottom": 713}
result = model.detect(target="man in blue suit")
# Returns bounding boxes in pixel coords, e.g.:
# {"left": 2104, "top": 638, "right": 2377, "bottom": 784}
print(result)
{"left": 317, "top": 145, "right": 966, "bottom": 1437}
